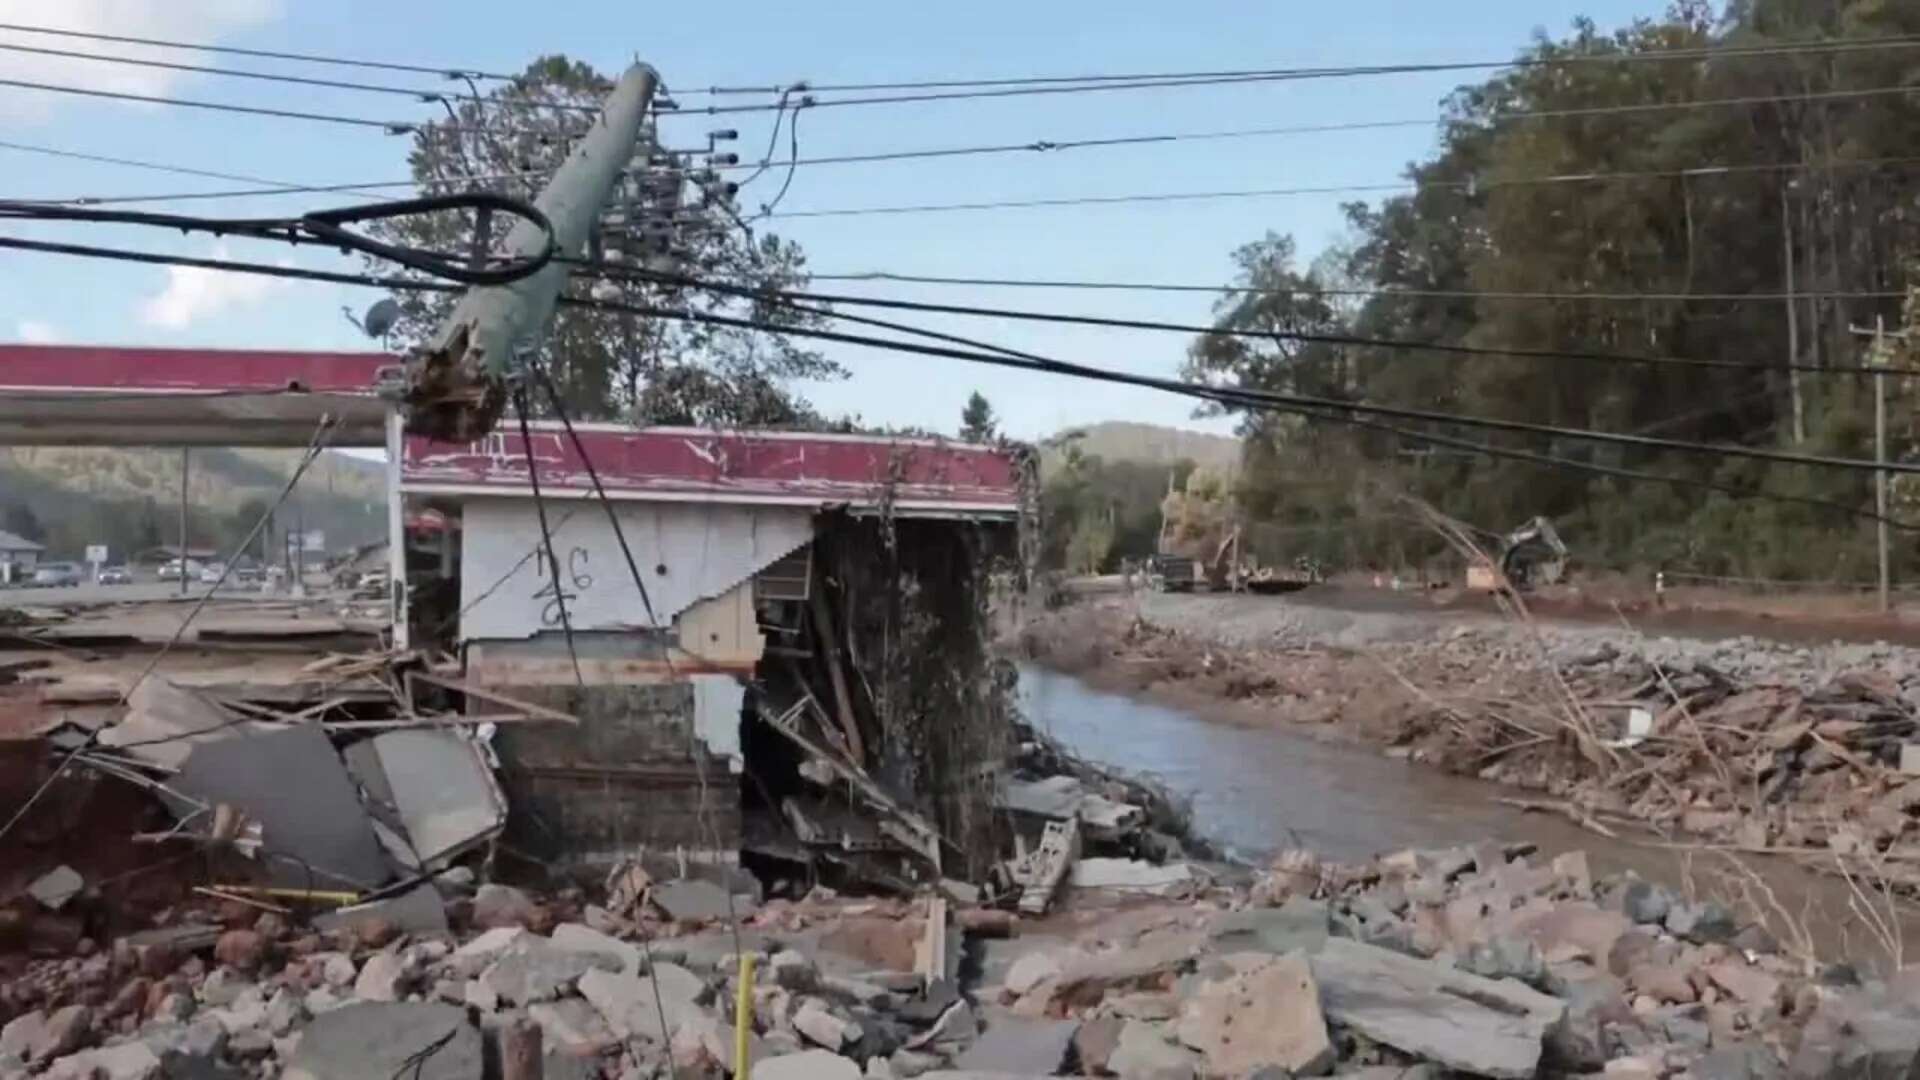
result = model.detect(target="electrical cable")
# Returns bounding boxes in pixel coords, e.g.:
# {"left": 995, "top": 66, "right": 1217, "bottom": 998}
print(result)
{"left": 566, "top": 259, "right": 1920, "bottom": 377}
{"left": 700, "top": 34, "right": 1920, "bottom": 95}
{"left": 0, "top": 74, "right": 534, "bottom": 134}
{"left": 690, "top": 70, "right": 1920, "bottom": 115}
{"left": 0, "top": 234, "right": 460, "bottom": 293}
{"left": 554, "top": 292, "right": 1920, "bottom": 478}
{"left": 0, "top": 192, "right": 555, "bottom": 285}
{"left": 0, "top": 137, "right": 289, "bottom": 187}
{"left": 801, "top": 269, "right": 1907, "bottom": 305}
{"left": 511, "top": 385, "right": 585, "bottom": 687}
{"left": 0, "top": 20, "right": 519, "bottom": 82}
{"left": 732, "top": 289, "right": 1920, "bottom": 530}
{"left": 753, "top": 99, "right": 806, "bottom": 218}
{"left": 761, "top": 148, "right": 1920, "bottom": 220}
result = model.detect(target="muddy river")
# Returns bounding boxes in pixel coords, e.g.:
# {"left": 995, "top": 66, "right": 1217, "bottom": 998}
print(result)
{"left": 1020, "top": 663, "right": 1917, "bottom": 967}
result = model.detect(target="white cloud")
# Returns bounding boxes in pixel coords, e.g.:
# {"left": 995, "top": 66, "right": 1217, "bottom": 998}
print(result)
{"left": 139, "top": 242, "right": 295, "bottom": 330}
{"left": 16, "top": 319, "right": 60, "bottom": 343}
{"left": 0, "top": 1, "right": 282, "bottom": 121}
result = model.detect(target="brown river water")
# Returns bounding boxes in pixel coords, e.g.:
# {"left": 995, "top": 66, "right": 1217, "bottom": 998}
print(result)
{"left": 1019, "top": 664, "right": 1920, "bottom": 969}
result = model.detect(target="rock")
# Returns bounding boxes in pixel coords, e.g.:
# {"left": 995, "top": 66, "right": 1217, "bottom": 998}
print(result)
{"left": 464, "top": 978, "right": 498, "bottom": 1013}
{"left": 767, "top": 949, "right": 816, "bottom": 990}
{"left": 472, "top": 884, "right": 542, "bottom": 930}
{"left": 211, "top": 930, "right": 265, "bottom": 976}
{"left": 1002, "top": 952, "right": 1063, "bottom": 998}
{"left": 819, "top": 975, "right": 893, "bottom": 1009}
{"left": 46, "top": 1041, "right": 163, "bottom": 1080}
{"left": 283, "top": 1002, "right": 481, "bottom": 1080}
{"left": 29, "top": 865, "right": 85, "bottom": 911}
{"left": 578, "top": 962, "right": 708, "bottom": 1043}
{"left": 889, "top": 1050, "right": 941, "bottom": 1078}
{"left": 907, "top": 1000, "right": 976, "bottom": 1052}
{"left": 1460, "top": 934, "right": 1546, "bottom": 987}
{"left": 1619, "top": 881, "right": 1673, "bottom": 925}
{"left": 140, "top": 1017, "right": 227, "bottom": 1076}
{"left": 1603, "top": 1055, "right": 1663, "bottom": 1080}
{"left": 1693, "top": 1040, "right": 1784, "bottom": 1080}
{"left": 354, "top": 950, "right": 409, "bottom": 1003}
{"left": 449, "top": 926, "right": 528, "bottom": 974}
{"left": 652, "top": 880, "right": 746, "bottom": 923}
{"left": 1665, "top": 900, "right": 1737, "bottom": 944}
{"left": 33, "top": 1005, "right": 94, "bottom": 1063}
{"left": 794, "top": 999, "right": 863, "bottom": 1050}
{"left": 949, "top": 1014, "right": 1076, "bottom": 1074}
{"left": 1047, "top": 934, "right": 1200, "bottom": 1007}
{"left": 1, "top": 1011, "right": 45, "bottom": 1061}
{"left": 1102, "top": 1020, "right": 1197, "bottom": 1080}
{"left": 755, "top": 1049, "right": 861, "bottom": 1080}
{"left": 266, "top": 988, "right": 308, "bottom": 1036}
{"left": 1704, "top": 961, "right": 1782, "bottom": 1009}
{"left": 1551, "top": 850, "right": 1593, "bottom": 894}
{"left": 195, "top": 969, "right": 251, "bottom": 1008}
{"left": 481, "top": 938, "right": 598, "bottom": 1005}
{"left": 672, "top": 1009, "right": 764, "bottom": 1072}
{"left": 1506, "top": 901, "right": 1631, "bottom": 965}
{"left": 1309, "top": 937, "right": 1565, "bottom": 1080}
{"left": 530, "top": 999, "right": 619, "bottom": 1058}
{"left": 1628, "top": 964, "right": 1698, "bottom": 1005}
{"left": 549, "top": 922, "right": 642, "bottom": 976}
{"left": 316, "top": 952, "right": 356, "bottom": 989}
{"left": 1208, "top": 898, "right": 1330, "bottom": 956}
{"left": 1177, "top": 953, "right": 1333, "bottom": 1076}
{"left": 1546, "top": 970, "right": 1632, "bottom": 1072}
{"left": 1108, "top": 993, "right": 1179, "bottom": 1021}
{"left": 1072, "top": 1017, "right": 1124, "bottom": 1074}
{"left": 1786, "top": 997, "right": 1920, "bottom": 1079}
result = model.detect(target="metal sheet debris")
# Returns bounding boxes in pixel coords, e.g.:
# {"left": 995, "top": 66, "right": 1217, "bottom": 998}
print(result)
{"left": 169, "top": 724, "right": 392, "bottom": 890}
{"left": 369, "top": 729, "right": 507, "bottom": 869}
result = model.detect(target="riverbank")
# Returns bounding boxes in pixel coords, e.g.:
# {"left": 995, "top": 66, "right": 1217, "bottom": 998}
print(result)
{"left": 1017, "top": 590, "right": 1920, "bottom": 902}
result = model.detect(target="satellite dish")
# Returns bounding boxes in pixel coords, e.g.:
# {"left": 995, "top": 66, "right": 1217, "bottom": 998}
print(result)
{"left": 362, "top": 299, "right": 401, "bottom": 340}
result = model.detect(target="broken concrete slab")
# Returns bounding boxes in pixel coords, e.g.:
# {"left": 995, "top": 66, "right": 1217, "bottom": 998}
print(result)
{"left": 449, "top": 926, "right": 527, "bottom": 974}
{"left": 1177, "top": 953, "right": 1333, "bottom": 1076}
{"left": 529, "top": 999, "right": 619, "bottom": 1058}
{"left": 794, "top": 999, "right": 864, "bottom": 1050}
{"left": 948, "top": 1014, "right": 1076, "bottom": 1075}
{"left": 28, "top": 865, "right": 83, "bottom": 911}
{"left": 1002, "top": 951, "right": 1066, "bottom": 997}
{"left": 353, "top": 951, "right": 408, "bottom": 1003}
{"left": 367, "top": 730, "right": 507, "bottom": 869}
{"left": 282, "top": 1002, "right": 481, "bottom": 1080}
{"left": 45, "top": 1040, "right": 163, "bottom": 1080}
{"left": 1208, "top": 898, "right": 1330, "bottom": 956}
{"left": 1070, "top": 859, "right": 1194, "bottom": 895}
{"left": 550, "top": 921, "right": 643, "bottom": 975}
{"left": 578, "top": 962, "right": 708, "bottom": 1043}
{"left": 99, "top": 677, "right": 264, "bottom": 770}
{"left": 1309, "top": 937, "right": 1566, "bottom": 1080}
{"left": 1110, "top": 1020, "right": 1201, "bottom": 1080}
{"left": 653, "top": 879, "right": 753, "bottom": 923}
{"left": 169, "top": 723, "right": 391, "bottom": 890}
{"left": 314, "top": 884, "right": 448, "bottom": 939}
{"left": 756, "top": 1049, "right": 862, "bottom": 1080}
{"left": 481, "top": 938, "right": 600, "bottom": 1005}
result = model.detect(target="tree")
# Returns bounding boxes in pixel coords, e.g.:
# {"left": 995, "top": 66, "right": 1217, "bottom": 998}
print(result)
{"left": 3, "top": 503, "right": 44, "bottom": 543}
{"left": 362, "top": 56, "right": 846, "bottom": 424}
{"left": 959, "top": 391, "right": 998, "bottom": 442}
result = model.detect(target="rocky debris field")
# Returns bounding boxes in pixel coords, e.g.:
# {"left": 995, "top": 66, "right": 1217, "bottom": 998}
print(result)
{"left": 1022, "top": 596, "right": 1920, "bottom": 896}
{"left": 4, "top": 834, "right": 1917, "bottom": 1079}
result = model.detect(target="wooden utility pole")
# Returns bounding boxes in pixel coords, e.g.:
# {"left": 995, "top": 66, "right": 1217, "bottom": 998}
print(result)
{"left": 1850, "top": 318, "right": 1905, "bottom": 614}
{"left": 1782, "top": 188, "right": 1805, "bottom": 444}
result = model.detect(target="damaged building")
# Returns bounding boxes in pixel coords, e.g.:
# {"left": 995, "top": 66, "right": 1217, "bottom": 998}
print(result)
{"left": 397, "top": 422, "right": 1033, "bottom": 889}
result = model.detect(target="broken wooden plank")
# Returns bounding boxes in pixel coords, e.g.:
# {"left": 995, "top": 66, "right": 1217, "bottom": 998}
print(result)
{"left": 916, "top": 896, "right": 951, "bottom": 989}
{"left": 407, "top": 670, "right": 581, "bottom": 725}
{"left": 807, "top": 587, "right": 867, "bottom": 767}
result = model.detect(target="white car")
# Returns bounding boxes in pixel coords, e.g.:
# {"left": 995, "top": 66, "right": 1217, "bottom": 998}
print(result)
{"left": 157, "top": 559, "right": 203, "bottom": 581}
{"left": 197, "top": 562, "right": 229, "bottom": 584}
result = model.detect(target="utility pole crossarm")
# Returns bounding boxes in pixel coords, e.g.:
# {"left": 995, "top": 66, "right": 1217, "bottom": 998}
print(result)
{"left": 404, "top": 62, "right": 660, "bottom": 443}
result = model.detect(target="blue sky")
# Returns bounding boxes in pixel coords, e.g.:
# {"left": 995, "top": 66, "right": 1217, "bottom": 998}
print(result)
{"left": 0, "top": 0, "right": 1660, "bottom": 440}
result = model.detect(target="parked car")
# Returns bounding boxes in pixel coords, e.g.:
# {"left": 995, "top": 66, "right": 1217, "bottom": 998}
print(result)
{"left": 97, "top": 565, "right": 133, "bottom": 585}
{"left": 157, "top": 559, "right": 202, "bottom": 581}
{"left": 197, "top": 562, "right": 229, "bottom": 585}
{"left": 31, "top": 562, "right": 82, "bottom": 587}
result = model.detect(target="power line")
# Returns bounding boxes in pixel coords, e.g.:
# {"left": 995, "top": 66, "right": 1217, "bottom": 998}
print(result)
{"left": 556, "top": 291, "right": 1920, "bottom": 478}
{"left": 0, "top": 235, "right": 459, "bottom": 293}
{"left": 763, "top": 148, "right": 1920, "bottom": 220}
{"left": 567, "top": 260, "right": 1920, "bottom": 377}
{"left": 0, "top": 137, "right": 290, "bottom": 188}
{"left": 0, "top": 20, "right": 518, "bottom": 82}
{"left": 0, "top": 75, "right": 542, "bottom": 134}
{"left": 701, "top": 34, "right": 1920, "bottom": 95}
{"left": 3, "top": 232, "right": 1909, "bottom": 482}
{"left": 803, "top": 270, "right": 1907, "bottom": 304}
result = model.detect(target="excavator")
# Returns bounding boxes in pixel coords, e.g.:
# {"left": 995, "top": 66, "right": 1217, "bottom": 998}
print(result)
{"left": 1496, "top": 516, "right": 1569, "bottom": 591}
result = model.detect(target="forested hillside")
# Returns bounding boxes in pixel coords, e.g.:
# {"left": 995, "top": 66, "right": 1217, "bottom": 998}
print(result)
{"left": 1178, "top": 0, "right": 1920, "bottom": 582}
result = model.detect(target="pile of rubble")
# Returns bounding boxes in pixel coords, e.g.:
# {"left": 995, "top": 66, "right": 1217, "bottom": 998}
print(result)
{"left": 7, "top": 833, "right": 1918, "bottom": 1079}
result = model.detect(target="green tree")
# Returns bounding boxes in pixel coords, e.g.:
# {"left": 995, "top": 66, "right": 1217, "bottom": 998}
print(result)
{"left": 363, "top": 56, "right": 846, "bottom": 423}
{"left": 959, "top": 391, "right": 998, "bottom": 442}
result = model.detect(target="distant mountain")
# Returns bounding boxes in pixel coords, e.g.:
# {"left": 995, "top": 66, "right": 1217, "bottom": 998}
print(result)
{"left": 1042, "top": 421, "right": 1240, "bottom": 474}
{"left": 0, "top": 447, "right": 385, "bottom": 562}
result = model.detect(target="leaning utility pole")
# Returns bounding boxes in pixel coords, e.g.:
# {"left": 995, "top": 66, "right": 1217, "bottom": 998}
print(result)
{"left": 403, "top": 62, "right": 660, "bottom": 443}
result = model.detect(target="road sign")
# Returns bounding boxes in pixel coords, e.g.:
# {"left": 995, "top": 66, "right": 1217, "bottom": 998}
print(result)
{"left": 85, "top": 544, "right": 107, "bottom": 565}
